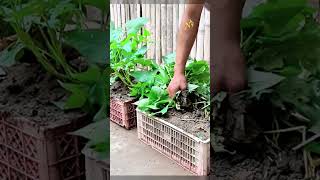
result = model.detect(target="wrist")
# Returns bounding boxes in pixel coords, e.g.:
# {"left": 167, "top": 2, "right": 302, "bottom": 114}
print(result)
{"left": 174, "top": 64, "right": 185, "bottom": 75}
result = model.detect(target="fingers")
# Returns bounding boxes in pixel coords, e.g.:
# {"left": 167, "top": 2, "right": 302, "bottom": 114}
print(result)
{"left": 180, "top": 81, "right": 187, "bottom": 91}
{"left": 167, "top": 84, "right": 178, "bottom": 99}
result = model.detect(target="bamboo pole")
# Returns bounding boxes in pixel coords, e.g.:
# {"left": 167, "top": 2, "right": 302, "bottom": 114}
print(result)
{"left": 167, "top": 4, "right": 173, "bottom": 55}
{"left": 196, "top": 9, "right": 205, "bottom": 60}
{"left": 110, "top": 4, "right": 114, "bottom": 25}
{"left": 129, "top": 3, "right": 134, "bottom": 19}
{"left": 145, "top": 4, "right": 151, "bottom": 59}
{"left": 136, "top": 1, "right": 141, "bottom": 18}
{"left": 155, "top": 4, "right": 161, "bottom": 64}
{"left": 125, "top": 4, "right": 130, "bottom": 23}
{"left": 161, "top": 4, "right": 167, "bottom": 61}
{"left": 141, "top": 3, "right": 146, "bottom": 20}
{"left": 150, "top": 4, "right": 156, "bottom": 60}
{"left": 120, "top": 4, "right": 126, "bottom": 30}
{"left": 178, "top": 4, "right": 184, "bottom": 25}
{"left": 204, "top": 9, "right": 210, "bottom": 62}
{"left": 114, "top": 4, "right": 119, "bottom": 28}
{"left": 173, "top": 4, "right": 178, "bottom": 51}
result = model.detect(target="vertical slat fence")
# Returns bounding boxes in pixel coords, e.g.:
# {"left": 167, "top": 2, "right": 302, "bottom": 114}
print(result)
{"left": 110, "top": 3, "right": 210, "bottom": 63}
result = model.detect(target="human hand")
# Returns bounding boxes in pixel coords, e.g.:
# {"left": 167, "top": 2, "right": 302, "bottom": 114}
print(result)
{"left": 211, "top": 43, "right": 247, "bottom": 94}
{"left": 167, "top": 72, "right": 187, "bottom": 98}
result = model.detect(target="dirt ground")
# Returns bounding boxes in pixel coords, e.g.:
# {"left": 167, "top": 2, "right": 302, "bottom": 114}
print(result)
{"left": 211, "top": 93, "right": 308, "bottom": 179}
{"left": 211, "top": 135, "right": 305, "bottom": 180}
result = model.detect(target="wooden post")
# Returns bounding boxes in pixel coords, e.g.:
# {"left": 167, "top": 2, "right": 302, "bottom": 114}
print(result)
{"left": 120, "top": 4, "right": 126, "bottom": 30}
{"left": 161, "top": 4, "right": 167, "bottom": 60}
{"left": 155, "top": 4, "right": 161, "bottom": 64}
{"left": 173, "top": 4, "right": 179, "bottom": 51}
{"left": 167, "top": 4, "right": 173, "bottom": 55}
{"left": 145, "top": 4, "right": 151, "bottom": 59}
{"left": 196, "top": 9, "right": 205, "bottom": 60}
{"left": 204, "top": 9, "right": 210, "bottom": 62}
{"left": 150, "top": 4, "right": 156, "bottom": 60}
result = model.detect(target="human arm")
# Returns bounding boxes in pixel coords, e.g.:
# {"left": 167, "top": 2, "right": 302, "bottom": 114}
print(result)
{"left": 167, "top": 3, "right": 204, "bottom": 98}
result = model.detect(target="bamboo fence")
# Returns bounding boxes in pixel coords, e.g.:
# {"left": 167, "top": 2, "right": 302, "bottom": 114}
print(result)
{"left": 110, "top": 3, "right": 210, "bottom": 63}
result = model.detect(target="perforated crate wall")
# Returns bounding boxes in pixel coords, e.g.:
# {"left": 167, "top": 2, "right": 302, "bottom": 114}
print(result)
{"left": 110, "top": 98, "right": 136, "bottom": 129}
{"left": 136, "top": 109, "right": 210, "bottom": 176}
{"left": 83, "top": 147, "right": 109, "bottom": 180}
{"left": 0, "top": 111, "right": 88, "bottom": 180}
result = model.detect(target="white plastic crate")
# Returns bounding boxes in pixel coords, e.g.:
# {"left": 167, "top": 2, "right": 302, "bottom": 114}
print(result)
{"left": 136, "top": 109, "right": 210, "bottom": 175}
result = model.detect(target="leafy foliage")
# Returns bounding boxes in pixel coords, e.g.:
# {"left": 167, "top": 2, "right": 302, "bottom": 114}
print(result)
{"left": 0, "top": 0, "right": 109, "bottom": 157}
{"left": 132, "top": 53, "right": 210, "bottom": 116}
{"left": 110, "top": 17, "right": 153, "bottom": 87}
{"left": 237, "top": 0, "right": 320, "bottom": 156}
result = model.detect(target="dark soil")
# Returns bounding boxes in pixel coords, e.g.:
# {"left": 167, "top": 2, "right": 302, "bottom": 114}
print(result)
{"left": 211, "top": 133, "right": 305, "bottom": 180}
{"left": 161, "top": 109, "right": 209, "bottom": 141}
{"left": 110, "top": 80, "right": 135, "bottom": 101}
{"left": 0, "top": 62, "right": 86, "bottom": 126}
{"left": 210, "top": 93, "right": 308, "bottom": 179}
{"left": 160, "top": 90, "right": 210, "bottom": 141}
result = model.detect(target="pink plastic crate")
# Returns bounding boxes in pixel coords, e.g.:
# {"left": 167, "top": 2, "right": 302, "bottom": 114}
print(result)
{"left": 110, "top": 98, "right": 136, "bottom": 130}
{"left": 0, "top": 111, "right": 87, "bottom": 180}
{"left": 136, "top": 109, "right": 210, "bottom": 176}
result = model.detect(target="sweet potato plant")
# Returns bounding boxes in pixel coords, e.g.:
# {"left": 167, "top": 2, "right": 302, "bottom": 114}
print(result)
{"left": 0, "top": 0, "right": 109, "bottom": 157}
{"left": 110, "top": 17, "right": 210, "bottom": 117}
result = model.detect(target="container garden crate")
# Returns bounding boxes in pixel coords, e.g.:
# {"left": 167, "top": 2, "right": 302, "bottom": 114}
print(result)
{"left": 110, "top": 97, "right": 136, "bottom": 130}
{"left": 136, "top": 109, "right": 210, "bottom": 176}
{"left": 82, "top": 146, "right": 109, "bottom": 180}
{"left": 0, "top": 111, "right": 88, "bottom": 180}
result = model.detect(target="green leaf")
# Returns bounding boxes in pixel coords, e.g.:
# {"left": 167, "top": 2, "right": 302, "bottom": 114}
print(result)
{"left": 90, "top": 142, "right": 109, "bottom": 154}
{"left": 305, "top": 142, "right": 320, "bottom": 154}
{"left": 163, "top": 52, "right": 176, "bottom": 64}
{"left": 83, "top": 0, "right": 108, "bottom": 13}
{"left": 132, "top": 70, "right": 156, "bottom": 82}
{"left": 64, "top": 30, "right": 108, "bottom": 65}
{"left": 125, "top": 17, "right": 148, "bottom": 34}
{"left": 135, "top": 46, "right": 148, "bottom": 56}
{"left": 188, "top": 83, "right": 199, "bottom": 93}
{"left": 72, "top": 66, "right": 101, "bottom": 84}
{"left": 149, "top": 86, "right": 165, "bottom": 100}
{"left": 160, "top": 104, "right": 169, "bottom": 115}
{"left": 71, "top": 120, "right": 109, "bottom": 146}
{"left": 245, "top": 0, "right": 311, "bottom": 36}
{"left": 0, "top": 42, "right": 24, "bottom": 67}
{"left": 134, "top": 98, "right": 149, "bottom": 107}
{"left": 93, "top": 104, "right": 107, "bottom": 122}
{"left": 51, "top": 101, "right": 65, "bottom": 110}
{"left": 58, "top": 81, "right": 89, "bottom": 109}
{"left": 248, "top": 68, "right": 285, "bottom": 96}
{"left": 58, "top": 81, "right": 88, "bottom": 94}
{"left": 64, "top": 90, "right": 87, "bottom": 109}
{"left": 146, "top": 104, "right": 159, "bottom": 110}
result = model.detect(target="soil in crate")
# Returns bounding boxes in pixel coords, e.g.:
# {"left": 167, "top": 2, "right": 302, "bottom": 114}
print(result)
{"left": 0, "top": 62, "right": 88, "bottom": 179}
{"left": 110, "top": 81, "right": 135, "bottom": 102}
{"left": 161, "top": 109, "right": 210, "bottom": 141}
{"left": 0, "top": 62, "right": 85, "bottom": 123}
{"left": 156, "top": 90, "right": 210, "bottom": 141}
{"left": 110, "top": 81, "right": 137, "bottom": 129}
